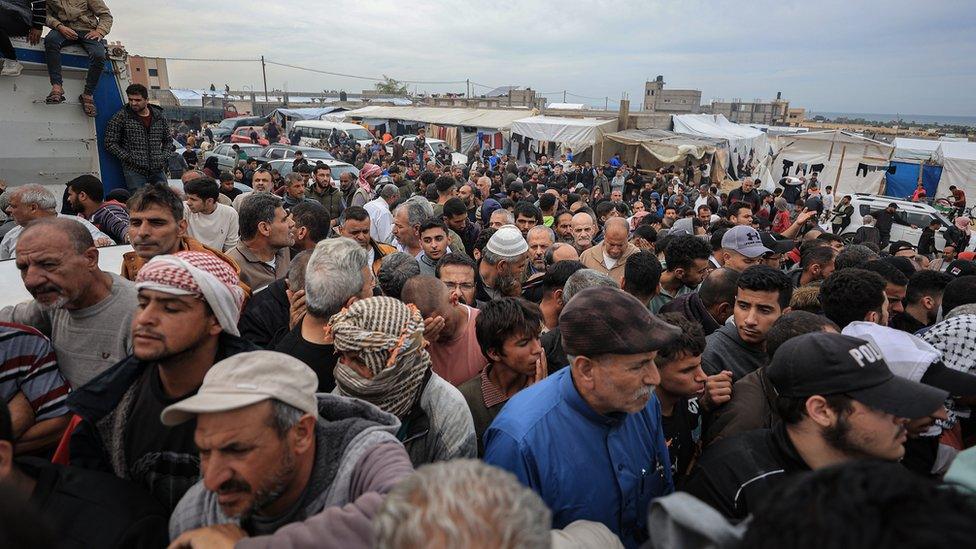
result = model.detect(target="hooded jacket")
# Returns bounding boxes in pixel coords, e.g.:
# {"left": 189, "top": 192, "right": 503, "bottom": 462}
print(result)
{"left": 169, "top": 394, "right": 413, "bottom": 547}
{"left": 104, "top": 104, "right": 170, "bottom": 175}
{"left": 701, "top": 323, "right": 769, "bottom": 381}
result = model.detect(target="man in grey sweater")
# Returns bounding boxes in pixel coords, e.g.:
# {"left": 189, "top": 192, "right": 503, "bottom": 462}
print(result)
{"left": 0, "top": 217, "right": 135, "bottom": 388}
{"left": 166, "top": 351, "right": 414, "bottom": 548}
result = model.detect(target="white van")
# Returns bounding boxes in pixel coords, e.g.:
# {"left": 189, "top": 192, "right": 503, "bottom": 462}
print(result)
{"left": 292, "top": 121, "right": 375, "bottom": 149}
{"left": 840, "top": 194, "right": 956, "bottom": 250}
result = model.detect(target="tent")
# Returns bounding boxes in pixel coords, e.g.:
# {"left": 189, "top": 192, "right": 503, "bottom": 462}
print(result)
{"left": 270, "top": 107, "right": 346, "bottom": 125}
{"left": 326, "top": 105, "right": 535, "bottom": 131}
{"left": 887, "top": 137, "right": 944, "bottom": 199}
{"left": 672, "top": 114, "right": 770, "bottom": 182}
{"left": 891, "top": 137, "right": 942, "bottom": 162}
{"left": 763, "top": 130, "right": 894, "bottom": 196}
{"left": 510, "top": 116, "right": 616, "bottom": 148}
{"left": 934, "top": 141, "right": 976, "bottom": 203}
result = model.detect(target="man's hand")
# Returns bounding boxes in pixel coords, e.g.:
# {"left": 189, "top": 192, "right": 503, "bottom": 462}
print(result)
{"left": 94, "top": 237, "right": 114, "bottom": 247}
{"left": 701, "top": 370, "right": 733, "bottom": 411}
{"left": 422, "top": 315, "right": 445, "bottom": 343}
{"left": 532, "top": 353, "right": 548, "bottom": 384}
{"left": 286, "top": 289, "right": 306, "bottom": 329}
{"left": 84, "top": 29, "right": 104, "bottom": 41}
{"left": 168, "top": 524, "right": 246, "bottom": 549}
{"left": 59, "top": 26, "right": 79, "bottom": 40}
{"left": 28, "top": 28, "right": 41, "bottom": 45}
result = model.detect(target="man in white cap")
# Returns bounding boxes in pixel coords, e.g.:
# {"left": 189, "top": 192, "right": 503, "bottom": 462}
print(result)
{"left": 63, "top": 251, "right": 257, "bottom": 512}
{"left": 166, "top": 351, "right": 413, "bottom": 548}
{"left": 720, "top": 225, "right": 773, "bottom": 273}
{"left": 476, "top": 224, "right": 529, "bottom": 302}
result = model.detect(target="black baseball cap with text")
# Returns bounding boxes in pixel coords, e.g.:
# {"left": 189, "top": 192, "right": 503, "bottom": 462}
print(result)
{"left": 767, "top": 332, "right": 947, "bottom": 419}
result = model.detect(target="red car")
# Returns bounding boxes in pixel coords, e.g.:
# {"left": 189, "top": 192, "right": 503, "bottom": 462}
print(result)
{"left": 230, "top": 126, "right": 269, "bottom": 146}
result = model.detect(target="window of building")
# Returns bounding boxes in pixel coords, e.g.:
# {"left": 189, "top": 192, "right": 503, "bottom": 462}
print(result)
{"left": 135, "top": 67, "right": 141, "bottom": 72}
{"left": 151, "top": 85, "right": 160, "bottom": 90}
{"left": 148, "top": 68, "right": 158, "bottom": 77}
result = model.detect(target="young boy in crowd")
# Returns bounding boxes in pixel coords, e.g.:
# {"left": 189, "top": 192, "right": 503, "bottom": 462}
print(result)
{"left": 459, "top": 297, "right": 546, "bottom": 457}
{"left": 654, "top": 313, "right": 733, "bottom": 485}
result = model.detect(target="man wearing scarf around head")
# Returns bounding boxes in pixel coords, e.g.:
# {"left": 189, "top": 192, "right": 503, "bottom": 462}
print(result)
{"left": 350, "top": 163, "right": 382, "bottom": 208}
{"left": 60, "top": 251, "right": 258, "bottom": 512}
{"left": 330, "top": 296, "right": 476, "bottom": 467}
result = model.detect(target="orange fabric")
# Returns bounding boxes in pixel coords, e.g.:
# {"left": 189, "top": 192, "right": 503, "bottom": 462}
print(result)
{"left": 51, "top": 414, "right": 84, "bottom": 465}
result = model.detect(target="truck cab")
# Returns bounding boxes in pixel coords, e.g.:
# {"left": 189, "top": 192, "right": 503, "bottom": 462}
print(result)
{"left": 0, "top": 38, "right": 131, "bottom": 193}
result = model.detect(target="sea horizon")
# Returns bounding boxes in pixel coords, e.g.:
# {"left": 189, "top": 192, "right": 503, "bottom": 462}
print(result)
{"left": 808, "top": 111, "right": 976, "bottom": 128}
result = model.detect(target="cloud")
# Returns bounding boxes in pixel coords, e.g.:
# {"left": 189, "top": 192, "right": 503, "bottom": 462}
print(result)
{"left": 108, "top": 0, "right": 976, "bottom": 115}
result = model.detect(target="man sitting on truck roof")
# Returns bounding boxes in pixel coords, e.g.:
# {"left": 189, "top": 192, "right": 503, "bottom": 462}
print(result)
{"left": 42, "top": 0, "right": 112, "bottom": 117}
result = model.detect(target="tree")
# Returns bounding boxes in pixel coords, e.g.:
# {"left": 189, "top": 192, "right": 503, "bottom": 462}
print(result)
{"left": 374, "top": 75, "right": 407, "bottom": 95}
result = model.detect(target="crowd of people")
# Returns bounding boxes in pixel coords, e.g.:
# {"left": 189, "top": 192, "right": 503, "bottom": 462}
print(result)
{"left": 4, "top": 5, "right": 976, "bottom": 545}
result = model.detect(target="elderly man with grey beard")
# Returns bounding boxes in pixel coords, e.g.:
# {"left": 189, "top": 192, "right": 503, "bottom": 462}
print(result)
{"left": 1, "top": 218, "right": 136, "bottom": 388}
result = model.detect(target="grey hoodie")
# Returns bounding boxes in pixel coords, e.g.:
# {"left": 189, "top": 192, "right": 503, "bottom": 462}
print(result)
{"left": 169, "top": 394, "right": 413, "bottom": 546}
{"left": 701, "top": 323, "right": 769, "bottom": 382}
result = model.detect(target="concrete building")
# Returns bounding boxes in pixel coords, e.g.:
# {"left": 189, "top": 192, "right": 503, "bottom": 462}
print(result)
{"left": 643, "top": 76, "right": 701, "bottom": 114}
{"left": 787, "top": 107, "right": 806, "bottom": 126}
{"left": 706, "top": 92, "right": 791, "bottom": 125}
{"left": 128, "top": 55, "right": 170, "bottom": 90}
{"left": 424, "top": 86, "right": 542, "bottom": 109}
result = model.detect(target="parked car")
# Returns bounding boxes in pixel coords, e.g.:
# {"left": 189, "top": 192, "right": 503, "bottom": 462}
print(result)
{"left": 255, "top": 144, "right": 334, "bottom": 163}
{"left": 211, "top": 115, "right": 268, "bottom": 142}
{"left": 202, "top": 143, "right": 266, "bottom": 173}
{"left": 839, "top": 194, "right": 955, "bottom": 250}
{"left": 230, "top": 126, "right": 270, "bottom": 146}
{"left": 263, "top": 158, "right": 359, "bottom": 187}
{"left": 166, "top": 179, "right": 252, "bottom": 198}
{"left": 388, "top": 135, "right": 468, "bottom": 166}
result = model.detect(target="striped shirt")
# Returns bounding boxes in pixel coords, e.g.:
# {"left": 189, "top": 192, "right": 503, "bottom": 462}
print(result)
{"left": 0, "top": 322, "right": 70, "bottom": 421}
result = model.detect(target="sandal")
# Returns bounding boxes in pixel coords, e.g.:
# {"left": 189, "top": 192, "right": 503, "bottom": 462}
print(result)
{"left": 79, "top": 94, "right": 96, "bottom": 117}
{"left": 45, "top": 90, "right": 65, "bottom": 104}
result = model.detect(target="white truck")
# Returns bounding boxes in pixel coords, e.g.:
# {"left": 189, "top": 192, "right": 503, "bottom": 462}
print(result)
{"left": 1, "top": 38, "right": 131, "bottom": 193}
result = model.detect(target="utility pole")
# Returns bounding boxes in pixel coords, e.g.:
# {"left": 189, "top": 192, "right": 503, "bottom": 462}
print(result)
{"left": 605, "top": 97, "right": 608, "bottom": 111}
{"left": 466, "top": 79, "right": 470, "bottom": 99}
{"left": 260, "top": 55, "right": 269, "bottom": 103}
{"left": 563, "top": 90, "right": 567, "bottom": 103}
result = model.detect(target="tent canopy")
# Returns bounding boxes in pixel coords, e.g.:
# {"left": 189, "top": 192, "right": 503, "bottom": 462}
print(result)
{"left": 327, "top": 105, "right": 536, "bottom": 131}
{"left": 271, "top": 107, "right": 345, "bottom": 121}
{"left": 672, "top": 114, "right": 770, "bottom": 183}
{"left": 933, "top": 141, "right": 976, "bottom": 201}
{"left": 892, "top": 137, "right": 942, "bottom": 162}
{"left": 765, "top": 130, "right": 894, "bottom": 196}
{"left": 605, "top": 129, "right": 722, "bottom": 163}
{"left": 510, "top": 115, "right": 617, "bottom": 148}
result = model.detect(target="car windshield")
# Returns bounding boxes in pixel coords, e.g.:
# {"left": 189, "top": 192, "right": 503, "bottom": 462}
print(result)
{"left": 301, "top": 149, "right": 334, "bottom": 160}
{"left": 346, "top": 128, "right": 372, "bottom": 141}
{"left": 330, "top": 164, "right": 360, "bottom": 179}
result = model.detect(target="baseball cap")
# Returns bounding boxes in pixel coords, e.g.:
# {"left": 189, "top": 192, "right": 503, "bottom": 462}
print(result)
{"left": 560, "top": 286, "right": 681, "bottom": 357}
{"left": 766, "top": 332, "right": 947, "bottom": 419}
{"left": 486, "top": 225, "right": 528, "bottom": 257}
{"left": 161, "top": 351, "right": 319, "bottom": 426}
{"left": 946, "top": 259, "right": 976, "bottom": 279}
{"left": 721, "top": 225, "right": 773, "bottom": 258}
{"left": 760, "top": 231, "right": 795, "bottom": 254}
{"left": 889, "top": 241, "right": 915, "bottom": 255}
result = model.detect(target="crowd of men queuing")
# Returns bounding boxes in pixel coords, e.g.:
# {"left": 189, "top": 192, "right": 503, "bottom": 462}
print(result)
{"left": 4, "top": 3, "right": 976, "bottom": 546}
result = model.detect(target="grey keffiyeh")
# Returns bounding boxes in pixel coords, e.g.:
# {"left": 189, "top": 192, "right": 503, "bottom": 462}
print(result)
{"left": 330, "top": 296, "right": 431, "bottom": 419}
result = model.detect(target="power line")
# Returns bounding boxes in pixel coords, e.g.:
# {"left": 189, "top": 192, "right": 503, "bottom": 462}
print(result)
{"left": 165, "top": 56, "right": 258, "bottom": 62}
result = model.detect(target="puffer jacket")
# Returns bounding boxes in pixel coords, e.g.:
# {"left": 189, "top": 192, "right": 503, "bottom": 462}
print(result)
{"left": 104, "top": 103, "right": 170, "bottom": 175}
{"left": 46, "top": 0, "right": 112, "bottom": 35}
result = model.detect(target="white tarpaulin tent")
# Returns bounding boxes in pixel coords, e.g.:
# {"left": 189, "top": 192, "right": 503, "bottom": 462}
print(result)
{"left": 510, "top": 116, "right": 617, "bottom": 148}
{"left": 604, "top": 129, "right": 721, "bottom": 163}
{"left": 763, "top": 130, "right": 894, "bottom": 196}
{"left": 892, "top": 137, "right": 942, "bottom": 162}
{"left": 934, "top": 141, "right": 976, "bottom": 202}
{"left": 326, "top": 105, "right": 535, "bottom": 131}
{"left": 672, "top": 114, "right": 770, "bottom": 182}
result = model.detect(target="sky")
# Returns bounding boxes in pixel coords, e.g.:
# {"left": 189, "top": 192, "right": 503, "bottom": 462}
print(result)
{"left": 108, "top": 0, "right": 976, "bottom": 116}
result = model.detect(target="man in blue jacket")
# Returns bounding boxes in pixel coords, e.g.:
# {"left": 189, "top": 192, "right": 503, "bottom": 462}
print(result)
{"left": 484, "top": 286, "right": 681, "bottom": 548}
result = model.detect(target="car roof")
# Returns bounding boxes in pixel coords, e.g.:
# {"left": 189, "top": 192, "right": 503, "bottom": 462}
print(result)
{"left": 851, "top": 194, "right": 938, "bottom": 212}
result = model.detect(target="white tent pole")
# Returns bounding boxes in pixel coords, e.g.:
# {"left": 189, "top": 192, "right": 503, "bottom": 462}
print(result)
{"left": 833, "top": 145, "right": 847, "bottom": 195}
